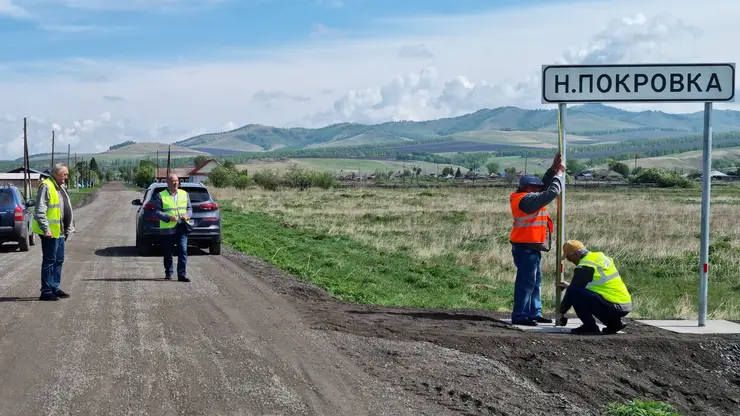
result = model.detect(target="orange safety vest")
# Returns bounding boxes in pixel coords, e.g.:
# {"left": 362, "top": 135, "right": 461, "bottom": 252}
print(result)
{"left": 509, "top": 192, "right": 553, "bottom": 244}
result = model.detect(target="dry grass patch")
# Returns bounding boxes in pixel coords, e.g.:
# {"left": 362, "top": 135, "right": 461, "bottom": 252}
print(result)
{"left": 212, "top": 185, "right": 740, "bottom": 319}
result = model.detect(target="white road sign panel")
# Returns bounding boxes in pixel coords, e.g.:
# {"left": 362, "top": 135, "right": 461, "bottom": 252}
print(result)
{"left": 542, "top": 63, "right": 735, "bottom": 103}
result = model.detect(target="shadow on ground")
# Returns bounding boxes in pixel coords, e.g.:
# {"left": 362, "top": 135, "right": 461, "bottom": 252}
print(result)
{"left": 81, "top": 278, "right": 171, "bottom": 282}
{"left": 0, "top": 297, "right": 39, "bottom": 302}
{"left": 346, "top": 309, "right": 508, "bottom": 324}
{"left": 94, "top": 246, "right": 208, "bottom": 257}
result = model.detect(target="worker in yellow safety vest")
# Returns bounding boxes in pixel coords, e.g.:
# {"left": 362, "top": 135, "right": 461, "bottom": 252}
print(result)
{"left": 32, "top": 163, "right": 75, "bottom": 301}
{"left": 557, "top": 240, "right": 633, "bottom": 335}
{"left": 152, "top": 173, "right": 192, "bottom": 282}
{"left": 509, "top": 152, "right": 565, "bottom": 326}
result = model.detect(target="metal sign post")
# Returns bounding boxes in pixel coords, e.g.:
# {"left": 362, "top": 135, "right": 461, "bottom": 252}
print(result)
{"left": 554, "top": 103, "right": 566, "bottom": 322}
{"left": 541, "top": 63, "right": 735, "bottom": 327}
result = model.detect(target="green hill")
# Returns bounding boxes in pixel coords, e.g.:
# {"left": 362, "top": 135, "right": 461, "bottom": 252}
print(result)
{"left": 175, "top": 104, "right": 740, "bottom": 153}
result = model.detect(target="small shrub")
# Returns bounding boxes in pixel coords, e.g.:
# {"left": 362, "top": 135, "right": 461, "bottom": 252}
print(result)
{"left": 253, "top": 168, "right": 281, "bottom": 191}
{"left": 604, "top": 399, "right": 680, "bottom": 416}
{"left": 283, "top": 164, "right": 314, "bottom": 190}
{"left": 208, "top": 165, "right": 237, "bottom": 188}
{"left": 311, "top": 171, "right": 337, "bottom": 189}
{"left": 629, "top": 168, "right": 693, "bottom": 188}
{"left": 233, "top": 174, "right": 251, "bottom": 190}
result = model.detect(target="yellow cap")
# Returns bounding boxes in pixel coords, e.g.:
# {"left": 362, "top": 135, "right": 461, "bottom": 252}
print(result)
{"left": 561, "top": 240, "right": 585, "bottom": 261}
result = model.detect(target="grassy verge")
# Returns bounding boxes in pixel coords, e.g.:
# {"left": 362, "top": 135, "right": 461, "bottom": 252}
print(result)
{"left": 221, "top": 204, "right": 514, "bottom": 308}
{"left": 214, "top": 184, "right": 740, "bottom": 319}
{"left": 69, "top": 184, "right": 101, "bottom": 207}
{"left": 604, "top": 399, "right": 680, "bottom": 416}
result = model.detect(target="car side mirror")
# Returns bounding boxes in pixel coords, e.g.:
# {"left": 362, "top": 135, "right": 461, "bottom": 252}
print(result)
{"left": 26, "top": 200, "right": 35, "bottom": 207}
{"left": 132, "top": 199, "right": 142, "bottom": 206}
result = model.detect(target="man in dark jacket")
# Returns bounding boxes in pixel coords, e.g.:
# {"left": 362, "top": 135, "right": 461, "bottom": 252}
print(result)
{"left": 509, "top": 153, "right": 565, "bottom": 326}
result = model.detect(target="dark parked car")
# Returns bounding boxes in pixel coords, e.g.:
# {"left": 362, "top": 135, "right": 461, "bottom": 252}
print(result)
{"left": 132, "top": 182, "right": 222, "bottom": 255}
{"left": 0, "top": 185, "right": 36, "bottom": 251}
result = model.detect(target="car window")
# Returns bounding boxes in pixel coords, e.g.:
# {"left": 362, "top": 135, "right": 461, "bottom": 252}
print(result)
{"left": 0, "top": 190, "right": 14, "bottom": 206}
{"left": 183, "top": 188, "right": 211, "bottom": 203}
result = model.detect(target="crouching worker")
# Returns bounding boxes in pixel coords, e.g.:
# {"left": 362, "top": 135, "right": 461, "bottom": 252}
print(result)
{"left": 556, "top": 240, "right": 632, "bottom": 335}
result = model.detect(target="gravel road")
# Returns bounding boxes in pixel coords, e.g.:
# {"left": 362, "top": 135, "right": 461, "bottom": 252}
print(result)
{"left": 0, "top": 183, "right": 451, "bottom": 416}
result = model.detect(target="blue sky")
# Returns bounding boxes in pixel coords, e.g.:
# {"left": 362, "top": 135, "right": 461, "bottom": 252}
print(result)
{"left": 1, "top": 0, "right": 552, "bottom": 63}
{"left": 0, "top": 0, "right": 738, "bottom": 158}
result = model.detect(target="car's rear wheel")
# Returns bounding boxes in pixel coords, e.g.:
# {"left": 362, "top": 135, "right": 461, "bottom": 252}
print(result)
{"left": 28, "top": 227, "right": 35, "bottom": 246}
{"left": 209, "top": 240, "right": 221, "bottom": 255}
{"left": 18, "top": 229, "right": 30, "bottom": 252}
{"left": 136, "top": 235, "right": 151, "bottom": 256}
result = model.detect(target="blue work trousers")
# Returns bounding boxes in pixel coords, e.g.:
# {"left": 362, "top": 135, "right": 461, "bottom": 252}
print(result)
{"left": 41, "top": 236, "right": 65, "bottom": 295}
{"left": 162, "top": 232, "right": 188, "bottom": 278}
{"left": 511, "top": 245, "right": 543, "bottom": 322}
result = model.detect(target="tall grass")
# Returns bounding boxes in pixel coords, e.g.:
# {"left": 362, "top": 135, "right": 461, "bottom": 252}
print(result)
{"left": 212, "top": 184, "right": 740, "bottom": 319}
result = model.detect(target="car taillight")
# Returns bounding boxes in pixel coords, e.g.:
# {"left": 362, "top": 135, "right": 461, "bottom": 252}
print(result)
{"left": 143, "top": 203, "right": 156, "bottom": 210}
{"left": 14, "top": 206, "right": 23, "bottom": 222}
{"left": 200, "top": 202, "right": 219, "bottom": 211}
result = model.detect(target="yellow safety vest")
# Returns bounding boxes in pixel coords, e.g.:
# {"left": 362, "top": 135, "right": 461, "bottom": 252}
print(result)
{"left": 159, "top": 189, "right": 188, "bottom": 234}
{"left": 32, "top": 177, "right": 62, "bottom": 238}
{"left": 579, "top": 252, "right": 632, "bottom": 306}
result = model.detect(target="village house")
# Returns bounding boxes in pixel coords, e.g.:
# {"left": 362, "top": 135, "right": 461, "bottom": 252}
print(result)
{"left": 154, "top": 158, "right": 220, "bottom": 183}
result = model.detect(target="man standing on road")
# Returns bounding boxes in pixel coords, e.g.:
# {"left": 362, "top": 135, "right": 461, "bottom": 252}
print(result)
{"left": 509, "top": 153, "right": 565, "bottom": 326}
{"left": 152, "top": 174, "right": 192, "bottom": 282}
{"left": 556, "top": 240, "right": 632, "bottom": 335}
{"left": 32, "top": 163, "right": 75, "bottom": 301}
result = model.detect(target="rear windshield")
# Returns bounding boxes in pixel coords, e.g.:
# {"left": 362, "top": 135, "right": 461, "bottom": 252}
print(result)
{"left": 148, "top": 187, "right": 211, "bottom": 203}
{"left": 0, "top": 190, "right": 15, "bottom": 206}
{"left": 183, "top": 188, "right": 211, "bottom": 203}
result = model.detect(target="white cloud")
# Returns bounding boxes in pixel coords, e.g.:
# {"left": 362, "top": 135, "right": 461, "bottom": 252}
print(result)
{"left": 398, "top": 44, "right": 434, "bottom": 59}
{"left": 0, "top": 0, "right": 29, "bottom": 17}
{"left": 1, "top": 0, "right": 740, "bottom": 159}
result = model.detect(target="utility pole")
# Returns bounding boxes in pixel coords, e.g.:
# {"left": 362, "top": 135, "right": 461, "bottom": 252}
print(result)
{"left": 67, "top": 144, "right": 71, "bottom": 188}
{"left": 166, "top": 145, "right": 171, "bottom": 177}
{"left": 50, "top": 130, "right": 55, "bottom": 170}
{"left": 23, "top": 118, "right": 30, "bottom": 200}
{"left": 634, "top": 154, "right": 637, "bottom": 172}
{"left": 524, "top": 155, "right": 528, "bottom": 174}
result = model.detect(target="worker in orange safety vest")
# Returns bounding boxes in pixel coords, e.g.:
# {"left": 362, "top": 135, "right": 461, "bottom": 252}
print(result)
{"left": 509, "top": 153, "right": 565, "bottom": 326}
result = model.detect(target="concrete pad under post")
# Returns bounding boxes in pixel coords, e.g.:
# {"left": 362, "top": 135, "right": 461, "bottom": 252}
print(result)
{"left": 636, "top": 320, "right": 740, "bottom": 334}
{"left": 501, "top": 318, "right": 624, "bottom": 334}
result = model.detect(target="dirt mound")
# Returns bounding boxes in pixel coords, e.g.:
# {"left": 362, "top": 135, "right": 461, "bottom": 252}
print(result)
{"left": 224, "top": 249, "right": 740, "bottom": 416}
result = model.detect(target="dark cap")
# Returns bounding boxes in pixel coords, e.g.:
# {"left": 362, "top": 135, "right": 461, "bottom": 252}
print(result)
{"left": 518, "top": 174, "right": 544, "bottom": 188}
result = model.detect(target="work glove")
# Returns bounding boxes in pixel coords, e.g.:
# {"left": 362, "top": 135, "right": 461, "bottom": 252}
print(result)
{"left": 557, "top": 313, "right": 568, "bottom": 327}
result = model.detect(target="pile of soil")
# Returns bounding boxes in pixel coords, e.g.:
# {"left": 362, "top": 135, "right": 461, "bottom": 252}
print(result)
{"left": 225, "top": 249, "right": 740, "bottom": 416}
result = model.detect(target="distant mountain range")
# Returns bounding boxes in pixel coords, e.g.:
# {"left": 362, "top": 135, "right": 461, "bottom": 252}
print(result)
{"left": 173, "top": 103, "right": 740, "bottom": 154}
{"left": 7, "top": 104, "right": 740, "bottom": 168}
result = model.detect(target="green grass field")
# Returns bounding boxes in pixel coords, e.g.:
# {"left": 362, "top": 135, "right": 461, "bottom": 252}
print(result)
{"left": 631, "top": 147, "right": 740, "bottom": 171}
{"left": 211, "top": 184, "right": 740, "bottom": 320}
{"left": 237, "top": 158, "right": 469, "bottom": 175}
{"left": 449, "top": 130, "right": 594, "bottom": 147}
{"left": 68, "top": 184, "right": 101, "bottom": 207}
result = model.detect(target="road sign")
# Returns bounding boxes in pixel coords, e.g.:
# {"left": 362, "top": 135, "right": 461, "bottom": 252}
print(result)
{"left": 542, "top": 62, "right": 737, "bottom": 328}
{"left": 542, "top": 63, "right": 735, "bottom": 103}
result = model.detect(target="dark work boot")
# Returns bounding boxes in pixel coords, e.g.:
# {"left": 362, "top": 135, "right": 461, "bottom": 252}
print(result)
{"left": 39, "top": 292, "right": 59, "bottom": 301}
{"left": 571, "top": 324, "right": 601, "bottom": 335}
{"left": 602, "top": 322, "right": 627, "bottom": 335}
{"left": 534, "top": 316, "right": 553, "bottom": 324}
{"left": 54, "top": 290, "right": 70, "bottom": 299}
